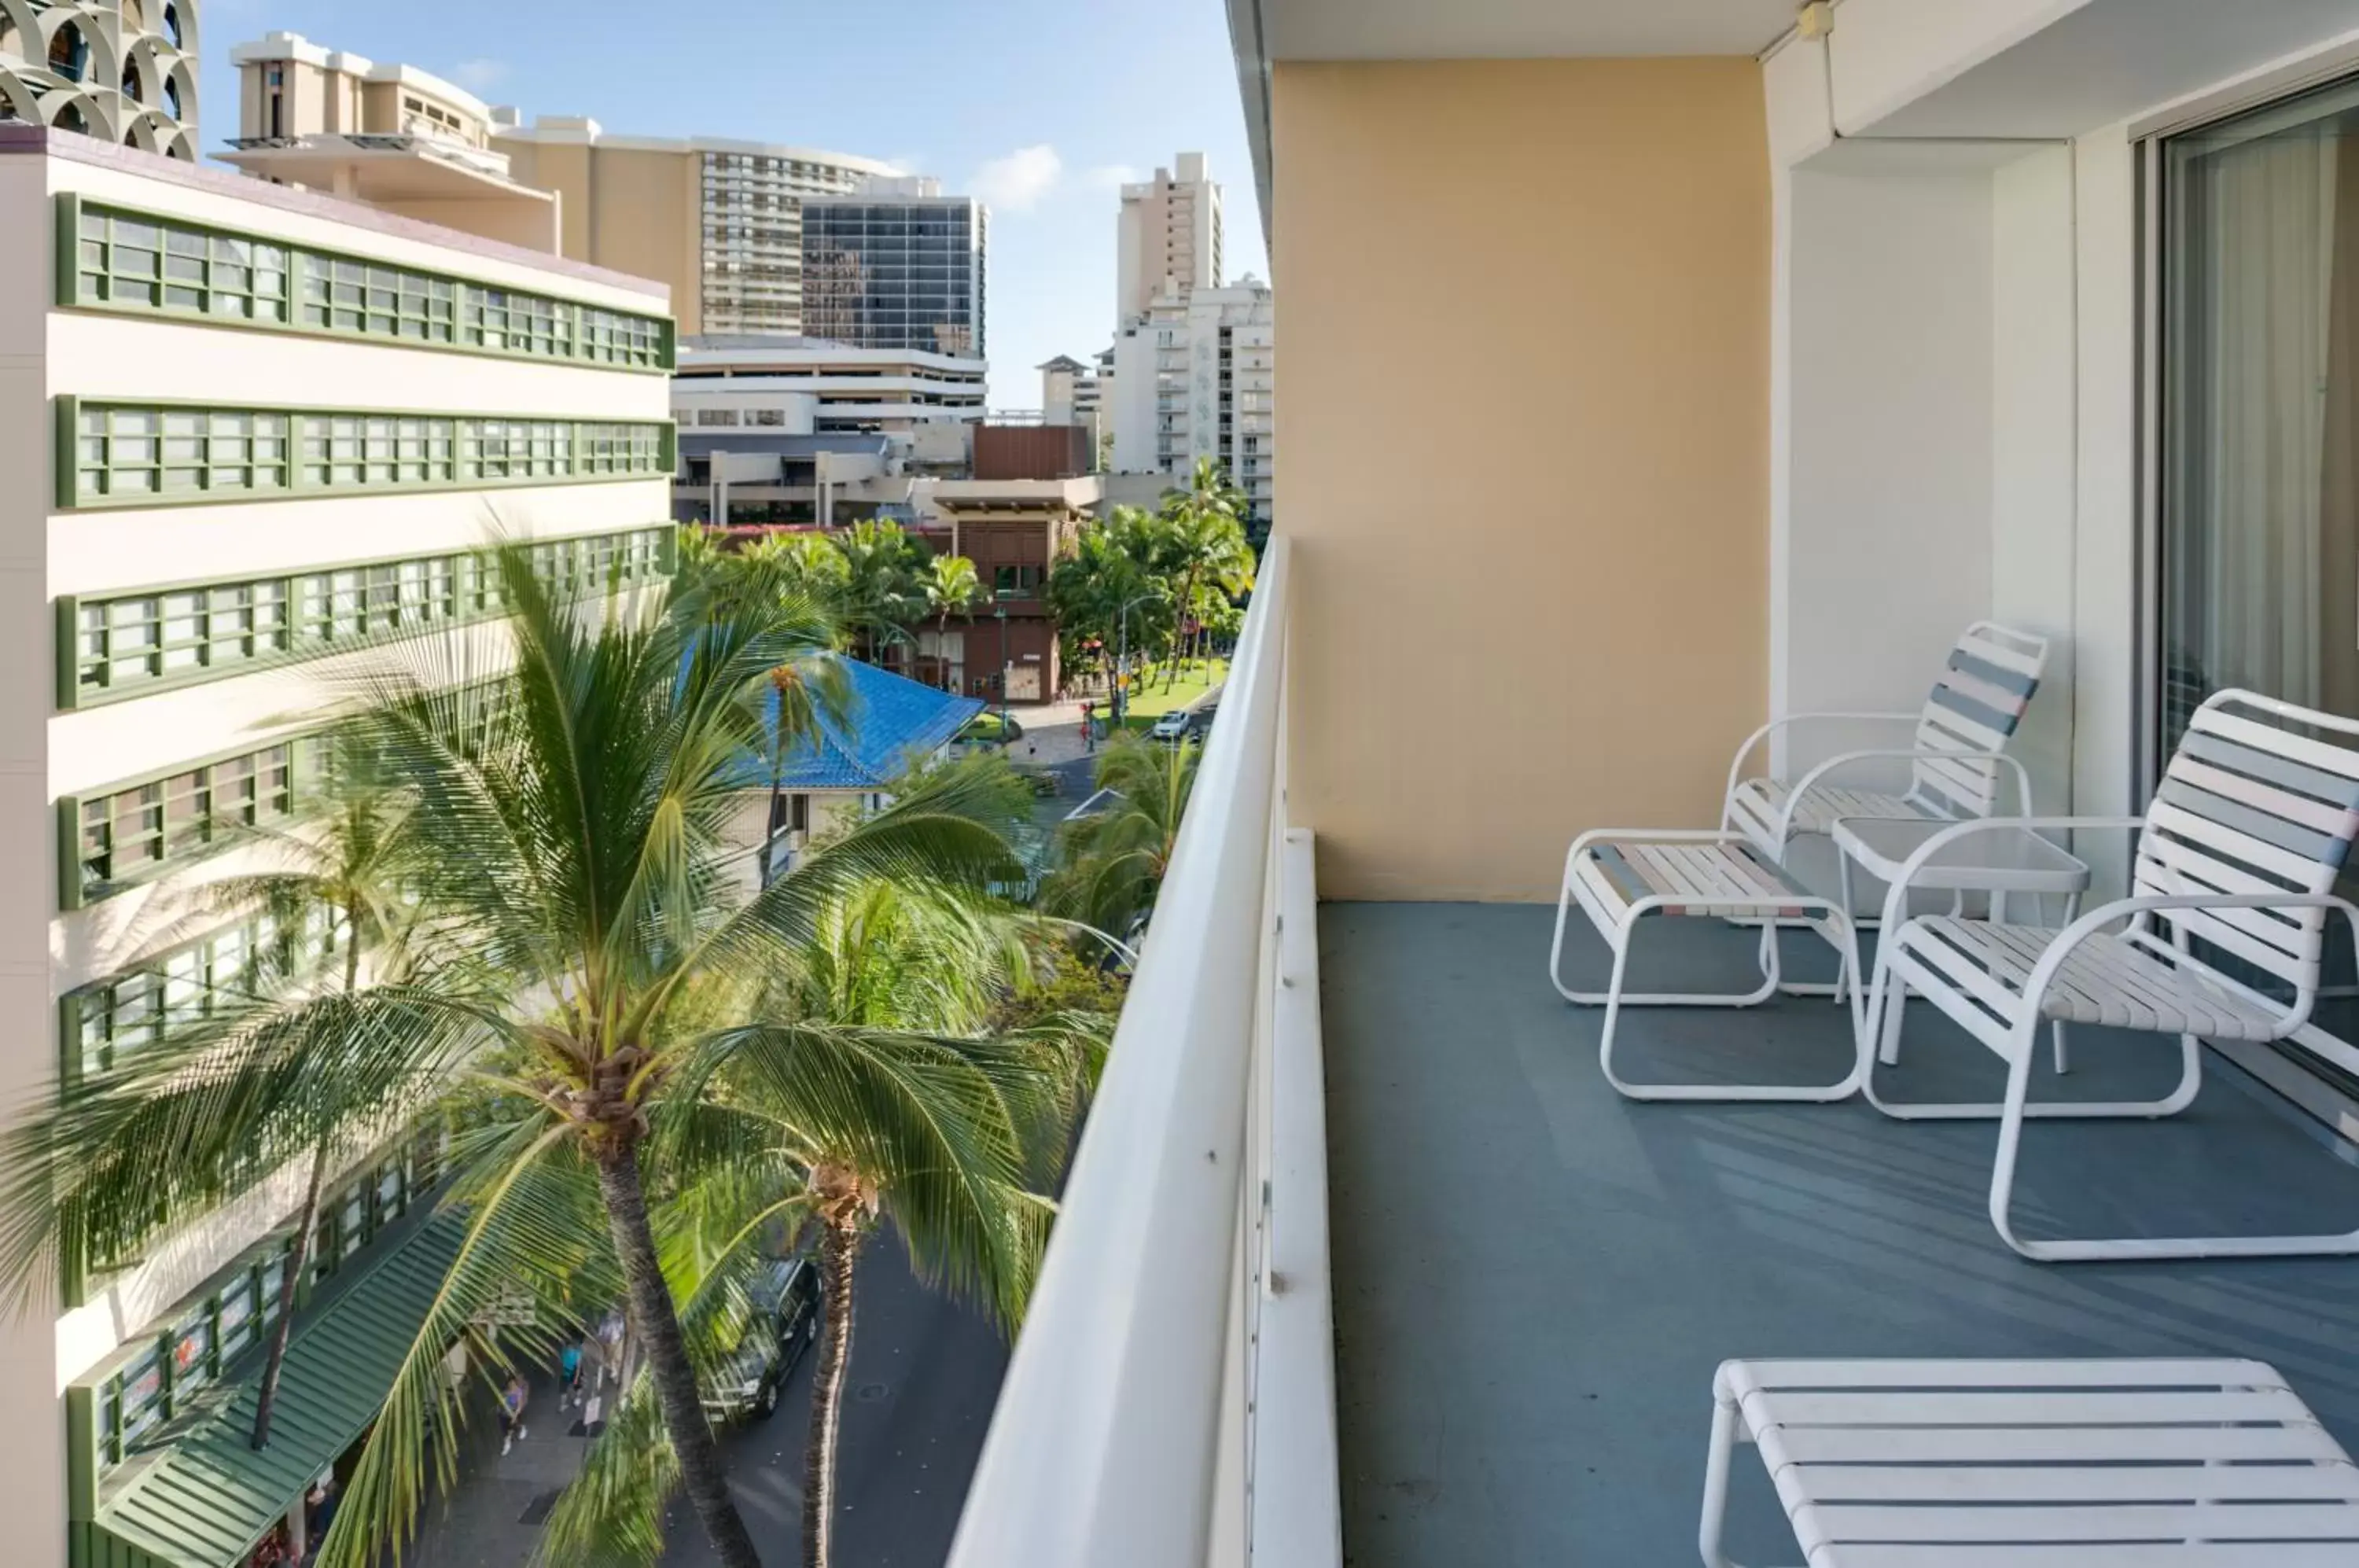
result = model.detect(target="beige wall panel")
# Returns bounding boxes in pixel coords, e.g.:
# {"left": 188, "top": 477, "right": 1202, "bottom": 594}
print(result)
{"left": 1272, "top": 58, "right": 1770, "bottom": 901}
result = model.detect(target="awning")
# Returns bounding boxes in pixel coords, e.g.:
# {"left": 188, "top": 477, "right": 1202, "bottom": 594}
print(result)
{"left": 83, "top": 1215, "right": 465, "bottom": 1568}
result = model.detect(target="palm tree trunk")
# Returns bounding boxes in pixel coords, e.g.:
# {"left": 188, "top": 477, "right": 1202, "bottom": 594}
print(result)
{"left": 593, "top": 1138, "right": 763, "bottom": 1568}
{"left": 253, "top": 904, "right": 366, "bottom": 1450}
{"left": 248, "top": 1136, "right": 327, "bottom": 1449}
{"left": 803, "top": 1210, "right": 863, "bottom": 1568}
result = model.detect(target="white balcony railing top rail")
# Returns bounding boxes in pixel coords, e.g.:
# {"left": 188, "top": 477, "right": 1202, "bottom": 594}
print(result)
{"left": 948, "top": 536, "right": 1337, "bottom": 1568}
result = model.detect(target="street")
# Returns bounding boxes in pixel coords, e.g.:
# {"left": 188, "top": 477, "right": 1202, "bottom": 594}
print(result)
{"left": 412, "top": 1236, "right": 1012, "bottom": 1567}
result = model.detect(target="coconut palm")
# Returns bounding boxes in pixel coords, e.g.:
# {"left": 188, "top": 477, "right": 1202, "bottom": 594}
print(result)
{"left": 532, "top": 879, "right": 1105, "bottom": 1568}
{"left": 834, "top": 519, "right": 929, "bottom": 675}
{"left": 922, "top": 554, "right": 984, "bottom": 688}
{"left": 0, "top": 547, "right": 1035, "bottom": 1568}
{"left": 201, "top": 745, "right": 420, "bottom": 1452}
{"left": 1155, "top": 458, "right": 1254, "bottom": 681}
{"left": 1043, "top": 734, "right": 1202, "bottom": 942}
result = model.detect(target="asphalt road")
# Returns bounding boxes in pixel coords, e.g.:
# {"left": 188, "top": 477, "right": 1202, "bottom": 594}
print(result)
{"left": 410, "top": 1235, "right": 1011, "bottom": 1568}
{"left": 657, "top": 1237, "right": 1014, "bottom": 1568}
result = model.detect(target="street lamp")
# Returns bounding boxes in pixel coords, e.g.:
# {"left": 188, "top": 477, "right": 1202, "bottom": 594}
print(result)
{"left": 1113, "top": 591, "right": 1159, "bottom": 727}
{"left": 995, "top": 602, "right": 1010, "bottom": 736}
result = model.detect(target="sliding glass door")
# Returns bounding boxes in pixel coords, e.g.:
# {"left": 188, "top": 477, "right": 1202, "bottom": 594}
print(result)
{"left": 2160, "top": 79, "right": 2359, "bottom": 760}
{"left": 2159, "top": 77, "right": 2359, "bottom": 1100}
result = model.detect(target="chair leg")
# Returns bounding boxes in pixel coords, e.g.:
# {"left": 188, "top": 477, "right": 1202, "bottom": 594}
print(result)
{"left": 2051, "top": 1021, "right": 2070, "bottom": 1076}
{"left": 1697, "top": 1389, "right": 1746, "bottom": 1568}
{"left": 1877, "top": 959, "right": 1908, "bottom": 1069}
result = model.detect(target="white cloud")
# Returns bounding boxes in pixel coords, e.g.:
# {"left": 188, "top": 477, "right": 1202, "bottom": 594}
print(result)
{"left": 1082, "top": 163, "right": 1140, "bottom": 191}
{"left": 449, "top": 58, "right": 510, "bottom": 92}
{"left": 971, "top": 144, "right": 1063, "bottom": 212}
{"left": 883, "top": 153, "right": 928, "bottom": 178}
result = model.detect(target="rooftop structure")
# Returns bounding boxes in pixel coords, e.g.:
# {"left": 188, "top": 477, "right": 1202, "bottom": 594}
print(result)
{"left": 0, "top": 0, "right": 199, "bottom": 159}
{"left": 219, "top": 32, "right": 557, "bottom": 251}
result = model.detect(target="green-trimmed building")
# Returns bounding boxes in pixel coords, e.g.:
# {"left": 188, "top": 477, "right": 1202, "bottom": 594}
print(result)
{"left": 1, "top": 42, "right": 676, "bottom": 1564}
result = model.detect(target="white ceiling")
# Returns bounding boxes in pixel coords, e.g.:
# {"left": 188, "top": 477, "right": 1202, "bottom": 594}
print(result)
{"left": 1259, "top": 0, "right": 1802, "bottom": 61}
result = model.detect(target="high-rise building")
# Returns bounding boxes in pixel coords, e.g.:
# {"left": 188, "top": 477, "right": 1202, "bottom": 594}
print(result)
{"left": 0, "top": 35, "right": 675, "bottom": 1562}
{"left": 1110, "top": 279, "right": 1274, "bottom": 531}
{"left": 1115, "top": 153, "right": 1221, "bottom": 327}
{"left": 800, "top": 178, "right": 987, "bottom": 359}
{"left": 218, "top": 33, "right": 558, "bottom": 251}
{"left": 493, "top": 117, "right": 901, "bottom": 336}
{"left": 1037, "top": 353, "right": 1102, "bottom": 459}
{"left": 0, "top": 0, "right": 198, "bottom": 159}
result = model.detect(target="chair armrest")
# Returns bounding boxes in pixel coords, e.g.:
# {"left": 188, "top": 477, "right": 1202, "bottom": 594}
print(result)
{"left": 2015, "top": 892, "right": 2359, "bottom": 1039}
{"left": 1772, "top": 749, "right": 2036, "bottom": 847}
{"left": 1721, "top": 712, "right": 1920, "bottom": 828}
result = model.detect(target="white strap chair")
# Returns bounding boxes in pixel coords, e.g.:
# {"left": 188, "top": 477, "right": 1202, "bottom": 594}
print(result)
{"left": 1724, "top": 622, "right": 2048, "bottom": 872}
{"left": 1868, "top": 689, "right": 2359, "bottom": 1261}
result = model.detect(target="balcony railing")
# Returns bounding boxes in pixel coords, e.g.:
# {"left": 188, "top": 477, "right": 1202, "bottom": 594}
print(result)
{"left": 948, "top": 539, "right": 1339, "bottom": 1568}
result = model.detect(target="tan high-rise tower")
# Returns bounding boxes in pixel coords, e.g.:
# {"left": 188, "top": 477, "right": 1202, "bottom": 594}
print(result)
{"left": 1115, "top": 151, "right": 1222, "bottom": 328}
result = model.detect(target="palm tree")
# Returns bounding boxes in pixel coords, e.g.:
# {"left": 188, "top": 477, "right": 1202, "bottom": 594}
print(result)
{"left": 532, "top": 880, "right": 1104, "bottom": 1568}
{"left": 921, "top": 554, "right": 984, "bottom": 689}
{"left": 1154, "top": 459, "right": 1254, "bottom": 685}
{"left": 202, "top": 745, "right": 418, "bottom": 1452}
{"left": 0, "top": 548, "right": 1034, "bottom": 1568}
{"left": 835, "top": 519, "right": 929, "bottom": 675}
{"left": 1043, "top": 734, "right": 1202, "bottom": 942}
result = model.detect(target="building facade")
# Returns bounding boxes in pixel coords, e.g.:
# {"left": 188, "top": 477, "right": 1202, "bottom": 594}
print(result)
{"left": 1109, "top": 279, "right": 1273, "bottom": 529}
{"left": 800, "top": 178, "right": 986, "bottom": 358}
{"left": 0, "top": 0, "right": 197, "bottom": 160}
{"left": 493, "top": 117, "right": 900, "bottom": 336}
{"left": 1115, "top": 152, "right": 1220, "bottom": 327}
{"left": 218, "top": 32, "right": 558, "bottom": 251}
{"left": 922, "top": 477, "right": 1106, "bottom": 703}
{"left": 0, "top": 123, "right": 673, "bottom": 1567}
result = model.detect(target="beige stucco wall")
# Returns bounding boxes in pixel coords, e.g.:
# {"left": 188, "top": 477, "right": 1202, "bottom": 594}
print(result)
{"left": 1272, "top": 58, "right": 1770, "bottom": 901}
{"left": 499, "top": 139, "right": 705, "bottom": 334}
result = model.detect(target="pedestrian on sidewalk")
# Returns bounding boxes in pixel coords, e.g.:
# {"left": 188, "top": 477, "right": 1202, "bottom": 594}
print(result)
{"left": 499, "top": 1374, "right": 529, "bottom": 1455}
{"left": 559, "top": 1337, "right": 584, "bottom": 1409}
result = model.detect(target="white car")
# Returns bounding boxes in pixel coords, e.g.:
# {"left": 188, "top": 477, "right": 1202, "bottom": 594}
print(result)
{"left": 1150, "top": 709, "right": 1193, "bottom": 742}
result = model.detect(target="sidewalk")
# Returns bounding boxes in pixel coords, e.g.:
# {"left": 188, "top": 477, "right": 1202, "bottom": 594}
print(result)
{"left": 407, "top": 1364, "right": 602, "bottom": 1566}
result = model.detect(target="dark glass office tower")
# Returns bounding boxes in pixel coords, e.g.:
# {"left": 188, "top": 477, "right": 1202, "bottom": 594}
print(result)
{"left": 800, "top": 186, "right": 986, "bottom": 359}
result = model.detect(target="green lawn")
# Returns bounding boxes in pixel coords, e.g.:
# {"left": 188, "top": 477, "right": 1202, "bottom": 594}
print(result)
{"left": 1105, "top": 659, "right": 1227, "bottom": 735}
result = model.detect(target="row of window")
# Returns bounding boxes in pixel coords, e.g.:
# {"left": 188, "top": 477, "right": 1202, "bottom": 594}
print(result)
{"left": 67, "top": 525, "right": 675, "bottom": 706}
{"left": 65, "top": 198, "right": 672, "bottom": 368}
{"left": 68, "top": 904, "right": 346, "bottom": 1084}
{"left": 80, "top": 1130, "right": 442, "bottom": 1475}
{"left": 63, "top": 401, "right": 672, "bottom": 507}
{"left": 68, "top": 736, "right": 322, "bottom": 907}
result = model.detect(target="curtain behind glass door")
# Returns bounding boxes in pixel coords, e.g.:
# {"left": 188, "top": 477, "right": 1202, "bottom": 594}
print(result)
{"left": 2161, "top": 82, "right": 2359, "bottom": 760}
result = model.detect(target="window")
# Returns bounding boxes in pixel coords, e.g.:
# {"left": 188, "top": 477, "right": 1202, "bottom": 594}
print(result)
{"left": 72, "top": 739, "right": 313, "bottom": 905}
{"left": 62, "top": 199, "right": 672, "bottom": 370}
{"left": 697, "top": 408, "right": 742, "bottom": 426}
{"left": 993, "top": 565, "right": 1043, "bottom": 596}
{"left": 65, "top": 528, "right": 673, "bottom": 704}
{"left": 64, "top": 401, "right": 670, "bottom": 508}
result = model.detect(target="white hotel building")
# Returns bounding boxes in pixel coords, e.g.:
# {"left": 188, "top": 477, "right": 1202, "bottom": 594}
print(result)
{"left": 0, "top": 110, "right": 672, "bottom": 1567}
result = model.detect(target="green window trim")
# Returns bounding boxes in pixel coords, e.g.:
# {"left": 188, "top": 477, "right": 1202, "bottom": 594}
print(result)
{"left": 57, "top": 733, "right": 330, "bottom": 911}
{"left": 57, "top": 193, "right": 675, "bottom": 372}
{"left": 62, "top": 1126, "right": 447, "bottom": 1492}
{"left": 57, "top": 523, "right": 676, "bottom": 710}
{"left": 56, "top": 396, "right": 675, "bottom": 512}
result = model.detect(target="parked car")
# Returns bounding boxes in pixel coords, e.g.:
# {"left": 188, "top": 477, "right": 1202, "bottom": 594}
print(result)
{"left": 1150, "top": 709, "right": 1194, "bottom": 742}
{"left": 704, "top": 1255, "right": 820, "bottom": 1422}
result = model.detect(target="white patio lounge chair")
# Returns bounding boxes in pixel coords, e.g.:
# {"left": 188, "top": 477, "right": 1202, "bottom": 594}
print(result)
{"left": 1723, "top": 621, "right": 2048, "bottom": 879}
{"left": 1702, "top": 1357, "right": 2359, "bottom": 1567}
{"left": 1868, "top": 688, "right": 2359, "bottom": 1261}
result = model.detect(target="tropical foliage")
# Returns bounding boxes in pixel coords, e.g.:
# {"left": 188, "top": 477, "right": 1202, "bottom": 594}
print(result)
{"left": 1047, "top": 459, "right": 1255, "bottom": 694}
{"left": 0, "top": 547, "right": 1088, "bottom": 1568}
{"left": 1042, "top": 734, "right": 1202, "bottom": 943}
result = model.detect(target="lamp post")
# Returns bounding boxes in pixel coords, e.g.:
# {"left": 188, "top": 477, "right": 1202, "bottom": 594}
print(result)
{"left": 1113, "top": 591, "right": 1158, "bottom": 728}
{"left": 995, "top": 602, "right": 1010, "bottom": 736}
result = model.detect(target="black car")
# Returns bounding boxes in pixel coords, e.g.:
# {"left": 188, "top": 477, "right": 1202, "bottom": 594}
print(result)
{"left": 704, "top": 1255, "right": 821, "bottom": 1421}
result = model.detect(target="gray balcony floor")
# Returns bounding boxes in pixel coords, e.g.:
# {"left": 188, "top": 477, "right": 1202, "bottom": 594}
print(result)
{"left": 1323, "top": 902, "right": 2359, "bottom": 1568}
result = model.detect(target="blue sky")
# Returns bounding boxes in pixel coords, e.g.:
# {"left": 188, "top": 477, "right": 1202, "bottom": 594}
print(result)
{"left": 196, "top": 0, "right": 1267, "bottom": 406}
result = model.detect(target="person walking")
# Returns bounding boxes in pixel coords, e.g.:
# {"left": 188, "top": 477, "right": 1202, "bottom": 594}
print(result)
{"left": 559, "top": 1337, "right": 584, "bottom": 1410}
{"left": 498, "top": 1373, "right": 528, "bottom": 1456}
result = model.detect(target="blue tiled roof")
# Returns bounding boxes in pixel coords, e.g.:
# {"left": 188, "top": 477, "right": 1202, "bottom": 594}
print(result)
{"left": 743, "top": 657, "right": 984, "bottom": 791}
